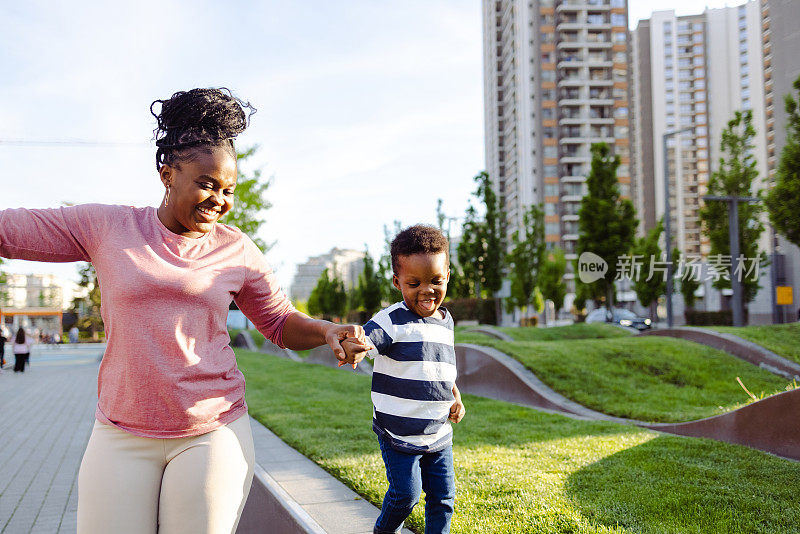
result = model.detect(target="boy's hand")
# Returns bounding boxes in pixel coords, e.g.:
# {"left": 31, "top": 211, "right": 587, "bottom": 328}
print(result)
{"left": 340, "top": 337, "right": 372, "bottom": 368}
{"left": 323, "top": 324, "right": 372, "bottom": 369}
{"left": 449, "top": 385, "right": 465, "bottom": 423}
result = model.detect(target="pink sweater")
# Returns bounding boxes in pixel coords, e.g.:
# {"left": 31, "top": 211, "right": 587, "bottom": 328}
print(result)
{"left": 0, "top": 204, "right": 295, "bottom": 438}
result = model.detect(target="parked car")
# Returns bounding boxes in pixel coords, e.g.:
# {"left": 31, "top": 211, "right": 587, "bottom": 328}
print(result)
{"left": 585, "top": 307, "right": 652, "bottom": 331}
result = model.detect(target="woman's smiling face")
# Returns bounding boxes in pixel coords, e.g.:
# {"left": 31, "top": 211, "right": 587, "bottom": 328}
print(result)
{"left": 157, "top": 146, "right": 237, "bottom": 238}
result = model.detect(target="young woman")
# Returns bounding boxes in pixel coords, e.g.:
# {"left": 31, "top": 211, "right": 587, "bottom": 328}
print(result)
{"left": 0, "top": 88, "right": 370, "bottom": 533}
{"left": 12, "top": 327, "right": 32, "bottom": 373}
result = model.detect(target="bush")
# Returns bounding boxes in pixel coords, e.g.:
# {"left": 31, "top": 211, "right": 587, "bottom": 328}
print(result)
{"left": 685, "top": 310, "right": 736, "bottom": 326}
{"left": 444, "top": 298, "right": 498, "bottom": 325}
{"left": 520, "top": 316, "right": 539, "bottom": 327}
{"left": 345, "top": 310, "right": 370, "bottom": 324}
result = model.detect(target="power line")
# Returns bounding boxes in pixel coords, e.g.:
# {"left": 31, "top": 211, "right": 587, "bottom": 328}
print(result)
{"left": 0, "top": 138, "right": 150, "bottom": 148}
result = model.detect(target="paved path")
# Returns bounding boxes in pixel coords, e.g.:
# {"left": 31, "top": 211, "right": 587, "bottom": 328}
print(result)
{"left": 0, "top": 346, "right": 101, "bottom": 534}
{"left": 0, "top": 347, "right": 410, "bottom": 534}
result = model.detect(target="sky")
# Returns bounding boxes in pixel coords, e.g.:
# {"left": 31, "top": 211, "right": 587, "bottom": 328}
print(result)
{"left": 0, "top": 0, "right": 739, "bottom": 292}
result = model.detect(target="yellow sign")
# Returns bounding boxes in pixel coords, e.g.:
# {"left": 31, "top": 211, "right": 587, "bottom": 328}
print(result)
{"left": 776, "top": 286, "right": 793, "bottom": 306}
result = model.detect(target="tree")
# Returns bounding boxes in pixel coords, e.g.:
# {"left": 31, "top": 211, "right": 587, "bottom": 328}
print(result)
{"left": 765, "top": 74, "right": 800, "bottom": 248}
{"left": 539, "top": 247, "right": 567, "bottom": 315}
{"left": 699, "top": 110, "right": 766, "bottom": 303}
{"left": 677, "top": 247, "right": 701, "bottom": 311}
{"left": 220, "top": 146, "right": 273, "bottom": 252}
{"left": 504, "top": 205, "right": 545, "bottom": 318}
{"left": 630, "top": 219, "right": 664, "bottom": 318}
{"left": 377, "top": 222, "right": 403, "bottom": 304}
{"left": 307, "top": 267, "right": 347, "bottom": 321}
{"left": 72, "top": 263, "right": 103, "bottom": 340}
{"left": 356, "top": 250, "right": 383, "bottom": 317}
{"left": 576, "top": 143, "right": 638, "bottom": 310}
{"left": 456, "top": 172, "right": 505, "bottom": 297}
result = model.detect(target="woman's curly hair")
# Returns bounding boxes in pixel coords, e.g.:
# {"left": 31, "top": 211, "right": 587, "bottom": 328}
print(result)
{"left": 150, "top": 88, "right": 256, "bottom": 170}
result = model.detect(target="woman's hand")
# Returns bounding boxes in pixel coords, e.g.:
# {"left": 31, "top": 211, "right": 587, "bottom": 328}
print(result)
{"left": 324, "top": 324, "right": 372, "bottom": 368}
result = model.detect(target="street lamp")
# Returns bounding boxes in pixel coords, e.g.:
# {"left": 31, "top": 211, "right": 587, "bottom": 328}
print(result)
{"left": 663, "top": 127, "right": 694, "bottom": 328}
{"left": 703, "top": 195, "right": 760, "bottom": 327}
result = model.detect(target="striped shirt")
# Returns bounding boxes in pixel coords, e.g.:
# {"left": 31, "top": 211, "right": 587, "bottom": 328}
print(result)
{"left": 365, "top": 302, "right": 456, "bottom": 453}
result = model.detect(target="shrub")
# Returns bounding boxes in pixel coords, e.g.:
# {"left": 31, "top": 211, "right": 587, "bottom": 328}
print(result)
{"left": 444, "top": 298, "right": 498, "bottom": 325}
{"left": 685, "top": 310, "right": 736, "bottom": 326}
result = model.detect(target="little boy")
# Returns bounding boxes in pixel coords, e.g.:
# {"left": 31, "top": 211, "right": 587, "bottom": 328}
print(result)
{"left": 343, "top": 224, "right": 465, "bottom": 534}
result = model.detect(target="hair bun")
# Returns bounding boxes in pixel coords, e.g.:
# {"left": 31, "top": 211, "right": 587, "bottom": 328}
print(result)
{"left": 151, "top": 88, "right": 255, "bottom": 149}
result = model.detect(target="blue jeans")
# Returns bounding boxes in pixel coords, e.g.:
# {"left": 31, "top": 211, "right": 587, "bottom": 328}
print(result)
{"left": 374, "top": 436, "right": 455, "bottom": 534}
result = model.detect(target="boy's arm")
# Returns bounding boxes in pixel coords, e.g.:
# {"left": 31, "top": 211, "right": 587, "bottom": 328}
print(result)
{"left": 449, "top": 384, "right": 465, "bottom": 423}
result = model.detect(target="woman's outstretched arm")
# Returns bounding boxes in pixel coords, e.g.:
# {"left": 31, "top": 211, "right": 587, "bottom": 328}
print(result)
{"left": 0, "top": 206, "right": 97, "bottom": 263}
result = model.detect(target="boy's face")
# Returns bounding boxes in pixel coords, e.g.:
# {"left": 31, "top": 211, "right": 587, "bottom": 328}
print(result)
{"left": 392, "top": 252, "right": 450, "bottom": 318}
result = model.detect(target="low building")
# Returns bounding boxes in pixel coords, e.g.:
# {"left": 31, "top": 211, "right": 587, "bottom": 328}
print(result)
{"left": 290, "top": 248, "right": 366, "bottom": 303}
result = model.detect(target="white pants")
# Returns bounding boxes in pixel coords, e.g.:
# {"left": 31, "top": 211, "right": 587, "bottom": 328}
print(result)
{"left": 77, "top": 415, "right": 255, "bottom": 534}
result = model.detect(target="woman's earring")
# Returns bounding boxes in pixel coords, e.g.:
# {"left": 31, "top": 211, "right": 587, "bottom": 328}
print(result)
{"left": 164, "top": 187, "right": 171, "bottom": 207}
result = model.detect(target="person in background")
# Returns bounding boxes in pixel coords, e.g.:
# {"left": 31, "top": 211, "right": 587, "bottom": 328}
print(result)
{"left": 0, "top": 325, "right": 7, "bottom": 371}
{"left": 13, "top": 327, "right": 32, "bottom": 373}
{"left": 69, "top": 325, "right": 80, "bottom": 344}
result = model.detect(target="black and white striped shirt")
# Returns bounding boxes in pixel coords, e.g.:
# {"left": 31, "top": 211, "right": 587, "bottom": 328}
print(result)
{"left": 365, "top": 302, "right": 456, "bottom": 453}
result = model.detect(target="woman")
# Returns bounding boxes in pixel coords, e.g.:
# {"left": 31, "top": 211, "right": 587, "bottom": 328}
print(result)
{"left": 13, "top": 327, "right": 31, "bottom": 373}
{"left": 0, "top": 88, "right": 370, "bottom": 533}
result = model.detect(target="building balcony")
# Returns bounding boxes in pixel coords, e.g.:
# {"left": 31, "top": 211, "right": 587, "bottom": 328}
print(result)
{"left": 558, "top": 40, "right": 611, "bottom": 50}
{"left": 561, "top": 155, "right": 591, "bottom": 163}
{"left": 560, "top": 136, "right": 589, "bottom": 144}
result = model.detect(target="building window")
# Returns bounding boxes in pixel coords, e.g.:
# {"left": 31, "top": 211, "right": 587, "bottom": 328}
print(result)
{"left": 614, "top": 32, "right": 627, "bottom": 42}
{"left": 543, "top": 127, "right": 556, "bottom": 138}
{"left": 615, "top": 106, "right": 628, "bottom": 118}
{"left": 544, "top": 202, "right": 557, "bottom": 216}
{"left": 544, "top": 183, "right": 559, "bottom": 196}
{"left": 611, "top": 13, "right": 626, "bottom": 26}
{"left": 542, "top": 69, "right": 556, "bottom": 82}
{"left": 544, "top": 146, "right": 558, "bottom": 158}
{"left": 545, "top": 222, "right": 560, "bottom": 235}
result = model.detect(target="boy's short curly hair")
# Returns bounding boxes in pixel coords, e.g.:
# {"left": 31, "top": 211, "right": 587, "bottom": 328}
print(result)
{"left": 390, "top": 225, "right": 450, "bottom": 274}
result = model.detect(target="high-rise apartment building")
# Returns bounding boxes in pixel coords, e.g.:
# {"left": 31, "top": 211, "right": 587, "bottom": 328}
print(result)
{"left": 632, "top": 0, "right": 799, "bottom": 323}
{"left": 760, "top": 0, "right": 800, "bottom": 323}
{"left": 483, "top": 0, "right": 631, "bottom": 293}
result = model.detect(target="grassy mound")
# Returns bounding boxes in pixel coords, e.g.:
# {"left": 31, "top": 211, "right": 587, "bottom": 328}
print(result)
{"left": 712, "top": 323, "right": 800, "bottom": 365}
{"left": 238, "top": 350, "right": 800, "bottom": 534}
{"left": 449, "top": 336, "right": 791, "bottom": 422}
{"left": 498, "top": 323, "right": 633, "bottom": 341}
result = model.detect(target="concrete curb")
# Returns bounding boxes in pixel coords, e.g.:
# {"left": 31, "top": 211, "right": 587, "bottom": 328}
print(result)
{"left": 240, "top": 416, "right": 413, "bottom": 534}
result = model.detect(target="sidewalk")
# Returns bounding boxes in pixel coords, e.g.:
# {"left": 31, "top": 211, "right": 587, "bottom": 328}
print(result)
{"left": 0, "top": 347, "right": 411, "bottom": 534}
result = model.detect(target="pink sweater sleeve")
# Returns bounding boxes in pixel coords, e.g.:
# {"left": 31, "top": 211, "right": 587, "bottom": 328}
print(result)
{"left": 0, "top": 205, "right": 102, "bottom": 262}
{"left": 233, "top": 236, "right": 296, "bottom": 348}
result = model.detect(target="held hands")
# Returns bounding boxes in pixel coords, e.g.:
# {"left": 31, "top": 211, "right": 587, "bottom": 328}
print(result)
{"left": 449, "top": 385, "right": 466, "bottom": 424}
{"left": 324, "top": 324, "right": 373, "bottom": 369}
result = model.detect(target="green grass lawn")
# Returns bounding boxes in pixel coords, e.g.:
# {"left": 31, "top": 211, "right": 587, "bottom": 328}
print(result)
{"left": 711, "top": 323, "right": 800, "bottom": 365}
{"left": 228, "top": 328, "right": 266, "bottom": 348}
{"left": 497, "top": 323, "right": 633, "bottom": 342}
{"left": 238, "top": 350, "right": 800, "bottom": 534}
{"left": 448, "top": 336, "right": 791, "bottom": 422}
